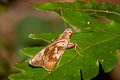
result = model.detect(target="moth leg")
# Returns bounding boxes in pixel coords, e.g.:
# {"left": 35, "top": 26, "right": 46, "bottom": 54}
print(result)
{"left": 74, "top": 44, "right": 83, "bottom": 56}
{"left": 67, "top": 42, "right": 82, "bottom": 49}
{"left": 67, "top": 42, "right": 82, "bottom": 56}
{"left": 67, "top": 42, "right": 76, "bottom": 48}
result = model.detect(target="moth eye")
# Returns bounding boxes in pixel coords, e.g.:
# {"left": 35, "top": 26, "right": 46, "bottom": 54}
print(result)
{"left": 68, "top": 31, "right": 72, "bottom": 36}
{"left": 69, "top": 32, "right": 72, "bottom": 34}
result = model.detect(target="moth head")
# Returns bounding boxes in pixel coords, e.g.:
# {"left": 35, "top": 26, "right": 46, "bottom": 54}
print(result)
{"left": 64, "top": 28, "right": 72, "bottom": 37}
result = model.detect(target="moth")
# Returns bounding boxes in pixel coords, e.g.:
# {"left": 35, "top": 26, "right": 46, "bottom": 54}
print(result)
{"left": 29, "top": 28, "right": 77, "bottom": 71}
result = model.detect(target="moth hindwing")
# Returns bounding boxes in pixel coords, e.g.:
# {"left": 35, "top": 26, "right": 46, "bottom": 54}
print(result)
{"left": 29, "top": 28, "right": 76, "bottom": 71}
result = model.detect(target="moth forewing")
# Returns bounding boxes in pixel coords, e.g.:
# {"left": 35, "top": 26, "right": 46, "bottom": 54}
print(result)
{"left": 29, "top": 28, "right": 75, "bottom": 71}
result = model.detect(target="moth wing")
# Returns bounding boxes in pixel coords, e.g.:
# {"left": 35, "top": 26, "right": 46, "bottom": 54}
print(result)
{"left": 29, "top": 42, "right": 61, "bottom": 68}
{"left": 43, "top": 42, "right": 66, "bottom": 71}
{"left": 29, "top": 40, "right": 67, "bottom": 71}
{"left": 29, "top": 47, "right": 47, "bottom": 67}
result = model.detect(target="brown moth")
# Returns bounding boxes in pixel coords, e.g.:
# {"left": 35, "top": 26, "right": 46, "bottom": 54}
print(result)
{"left": 29, "top": 28, "right": 76, "bottom": 71}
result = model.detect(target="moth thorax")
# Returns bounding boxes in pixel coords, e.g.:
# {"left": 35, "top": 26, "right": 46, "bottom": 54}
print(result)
{"left": 61, "top": 33, "right": 70, "bottom": 39}
{"left": 64, "top": 28, "right": 72, "bottom": 37}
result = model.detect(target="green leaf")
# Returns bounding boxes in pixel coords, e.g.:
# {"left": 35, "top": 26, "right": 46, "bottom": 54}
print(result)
{"left": 20, "top": 47, "right": 44, "bottom": 57}
{"left": 29, "top": 33, "right": 59, "bottom": 43}
{"left": 33, "top": 0, "right": 120, "bottom": 23}
{"left": 9, "top": 1, "right": 120, "bottom": 80}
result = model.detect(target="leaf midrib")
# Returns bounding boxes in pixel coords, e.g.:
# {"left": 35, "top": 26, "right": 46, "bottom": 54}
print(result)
{"left": 62, "top": 8, "right": 120, "bottom": 16}
{"left": 38, "top": 7, "right": 120, "bottom": 16}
